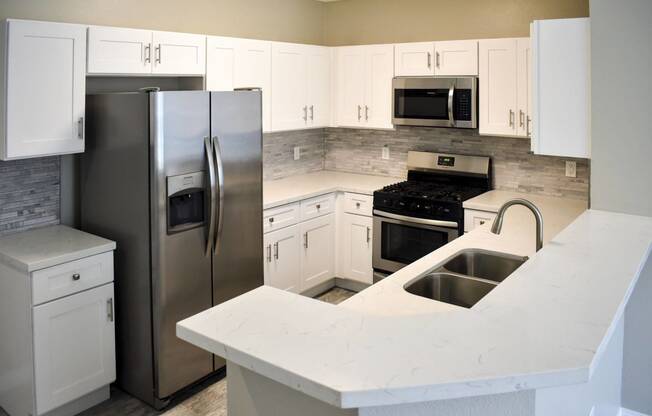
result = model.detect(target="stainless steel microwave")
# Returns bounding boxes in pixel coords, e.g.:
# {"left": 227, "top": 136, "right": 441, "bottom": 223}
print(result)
{"left": 392, "top": 77, "right": 477, "bottom": 128}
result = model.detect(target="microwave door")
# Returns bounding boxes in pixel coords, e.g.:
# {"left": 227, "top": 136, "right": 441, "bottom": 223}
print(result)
{"left": 394, "top": 88, "right": 451, "bottom": 126}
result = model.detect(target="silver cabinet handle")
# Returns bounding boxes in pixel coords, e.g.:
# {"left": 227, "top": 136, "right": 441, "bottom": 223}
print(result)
{"left": 309, "top": 105, "right": 314, "bottom": 121}
{"left": 204, "top": 136, "right": 217, "bottom": 255}
{"left": 274, "top": 242, "right": 279, "bottom": 260}
{"left": 427, "top": 52, "right": 432, "bottom": 69}
{"left": 77, "top": 117, "right": 84, "bottom": 140}
{"left": 303, "top": 106, "right": 308, "bottom": 122}
{"left": 366, "top": 226, "right": 371, "bottom": 243}
{"left": 509, "top": 110, "right": 515, "bottom": 127}
{"left": 266, "top": 244, "right": 272, "bottom": 262}
{"left": 107, "top": 298, "right": 114, "bottom": 322}
{"left": 519, "top": 110, "right": 525, "bottom": 128}
{"left": 357, "top": 105, "right": 362, "bottom": 121}
{"left": 303, "top": 232, "right": 308, "bottom": 248}
{"left": 365, "top": 105, "right": 369, "bottom": 121}
{"left": 144, "top": 43, "right": 151, "bottom": 64}
{"left": 526, "top": 116, "right": 532, "bottom": 136}
{"left": 436, "top": 51, "right": 441, "bottom": 68}
{"left": 212, "top": 136, "right": 225, "bottom": 254}
{"left": 155, "top": 45, "right": 161, "bottom": 64}
{"left": 72, "top": 273, "right": 80, "bottom": 281}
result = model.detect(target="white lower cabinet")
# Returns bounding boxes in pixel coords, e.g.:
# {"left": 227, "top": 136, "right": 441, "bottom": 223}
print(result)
{"left": 299, "top": 214, "right": 335, "bottom": 290}
{"left": 263, "top": 225, "right": 301, "bottom": 293}
{"left": 339, "top": 213, "right": 373, "bottom": 284}
{"left": 464, "top": 209, "right": 497, "bottom": 232}
{"left": 33, "top": 283, "right": 116, "bottom": 414}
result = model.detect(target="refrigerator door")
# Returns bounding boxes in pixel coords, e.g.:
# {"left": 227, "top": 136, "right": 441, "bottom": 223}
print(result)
{"left": 210, "top": 91, "right": 264, "bottom": 369}
{"left": 150, "top": 91, "right": 214, "bottom": 399}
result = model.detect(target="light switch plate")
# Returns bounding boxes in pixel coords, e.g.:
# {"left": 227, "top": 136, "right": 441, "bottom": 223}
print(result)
{"left": 382, "top": 146, "right": 390, "bottom": 160}
{"left": 294, "top": 146, "right": 300, "bottom": 161}
{"left": 565, "top": 161, "right": 577, "bottom": 178}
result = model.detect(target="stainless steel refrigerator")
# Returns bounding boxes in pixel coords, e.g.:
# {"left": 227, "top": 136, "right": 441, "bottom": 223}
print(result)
{"left": 80, "top": 90, "right": 263, "bottom": 408}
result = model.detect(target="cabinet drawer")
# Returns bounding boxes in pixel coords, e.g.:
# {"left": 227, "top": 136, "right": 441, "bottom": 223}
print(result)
{"left": 464, "top": 209, "right": 497, "bottom": 232}
{"left": 32, "top": 251, "right": 114, "bottom": 305}
{"left": 300, "top": 193, "right": 335, "bottom": 221}
{"left": 343, "top": 192, "right": 373, "bottom": 217}
{"left": 263, "top": 202, "right": 300, "bottom": 233}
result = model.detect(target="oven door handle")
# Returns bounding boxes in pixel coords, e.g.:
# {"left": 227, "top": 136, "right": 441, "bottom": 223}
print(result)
{"left": 373, "top": 210, "right": 458, "bottom": 229}
{"left": 447, "top": 82, "right": 455, "bottom": 127}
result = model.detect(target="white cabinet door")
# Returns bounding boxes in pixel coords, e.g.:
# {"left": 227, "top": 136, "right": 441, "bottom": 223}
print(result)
{"left": 263, "top": 225, "right": 301, "bottom": 293}
{"left": 364, "top": 44, "right": 394, "bottom": 129}
{"left": 531, "top": 18, "right": 590, "bottom": 158}
{"left": 340, "top": 214, "right": 373, "bottom": 284}
{"left": 394, "top": 42, "right": 435, "bottom": 76}
{"left": 33, "top": 283, "right": 115, "bottom": 415}
{"left": 271, "top": 42, "right": 308, "bottom": 131}
{"left": 335, "top": 46, "right": 366, "bottom": 127}
{"left": 2, "top": 20, "right": 86, "bottom": 160}
{"left": 479, "top": 38, "right": 518, "bottom": 136}
{"left": 516, "top": 38, "right": 531, "bottom": 137}
{"left": 87, "top": 26, "right": 152, "bottom": 75}
{"left": 206, "top": 37, "right": 272, "bottom": 131}
{"left": 300, "top": 214, "right": 335, "bottom": 291}
{"left": 434, "top": 40, "right": 478, "bottom": 76}
{"left": 151, "top": 31, "right": 206, "bottom": 75}
{"left": 306, "top": 45, "right": 331, "bottom": 128}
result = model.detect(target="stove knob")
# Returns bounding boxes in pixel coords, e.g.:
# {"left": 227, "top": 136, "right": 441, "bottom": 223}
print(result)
{"left": 383, "top": 199, "right": 393, "bottom": 207}
{"left": 398, "top": 201, "right": 406, "bottom": 208}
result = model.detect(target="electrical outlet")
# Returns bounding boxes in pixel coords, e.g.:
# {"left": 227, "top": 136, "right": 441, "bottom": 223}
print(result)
{"left": 293, "top": 146, "right": 300, "bottom": 161}
{"left": 382, "top": 146, "right": 390, "bottom": 160}
{"left": 565, "top": 161, "right": 577, "bottom": 178}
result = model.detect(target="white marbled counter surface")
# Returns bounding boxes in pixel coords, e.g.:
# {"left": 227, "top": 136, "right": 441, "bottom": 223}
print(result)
{"left": 0, "top": 225, "right": 116, "bottom": 272}
{"left": 263, "top": 170, "right": 401, "bottom": 209}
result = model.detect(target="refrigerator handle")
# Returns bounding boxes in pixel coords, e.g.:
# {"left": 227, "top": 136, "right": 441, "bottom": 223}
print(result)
{"left": 204, "top": 136, "right": 217, "bottom": 255}
{"left": 212, "top": 136, "right": 225, "bottom": 254}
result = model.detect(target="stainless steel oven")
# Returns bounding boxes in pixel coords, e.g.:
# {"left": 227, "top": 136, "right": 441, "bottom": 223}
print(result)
{"left": 392, "top": 77, "right": 477, "bottom": 128}
{"left": 372, "top": 209, "right": 459, "bottom": 276}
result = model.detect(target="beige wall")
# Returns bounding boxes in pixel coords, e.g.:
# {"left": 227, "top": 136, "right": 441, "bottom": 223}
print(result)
{"left": 0, "top": 0, "right": 324, "bottom": 44}
{"left": 322, "top": 0, "right": 589, "bottom": 46}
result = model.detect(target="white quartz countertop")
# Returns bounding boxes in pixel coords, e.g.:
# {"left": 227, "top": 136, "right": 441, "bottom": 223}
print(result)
{"left": 263, "top": 170, "right": 401, "bottom": 209}
{"left": 0, "top": 225, "right": 116, "bottom": 272}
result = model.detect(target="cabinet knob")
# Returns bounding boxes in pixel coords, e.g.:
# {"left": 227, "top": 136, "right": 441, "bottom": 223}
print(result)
{"left": 480, "top": 220, "right": 486, "bottom": 225}
{"left": 316, "top": 204, "right": 321, "bottom": 210}
{"left": 72, "top": 273, "right": 81, "bottom": 281}
{"left": 356, "top": 202, "right": 361, "bottom": 208}
{"left": 269, "top": 217, "right": 274, "bottom": 223}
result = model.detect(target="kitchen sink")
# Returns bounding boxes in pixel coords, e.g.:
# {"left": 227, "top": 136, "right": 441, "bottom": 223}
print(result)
{"left": 439, "top": 249, "right": 528, "bottom": 283}
{"left": 404, "top": 273, "right": 497, "bottom": 308}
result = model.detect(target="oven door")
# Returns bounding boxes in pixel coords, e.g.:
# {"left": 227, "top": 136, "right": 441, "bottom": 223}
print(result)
{"left": 392, "top": 77, "right": 477, "bottom": 128}
{"left": 373, "top": 210, "right": 459, "bottom": 274}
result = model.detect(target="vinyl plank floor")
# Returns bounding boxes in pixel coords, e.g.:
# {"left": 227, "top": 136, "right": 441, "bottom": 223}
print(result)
{"left": 0, "top": 286, "right": 355, "bottom": 416}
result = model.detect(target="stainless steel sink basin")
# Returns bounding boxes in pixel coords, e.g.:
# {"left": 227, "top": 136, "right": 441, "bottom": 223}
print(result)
{"left": 404, "top": 273, "right": 497, "bottom": 308}
{"left": 439, "top": 249, "right": 528, "bottom": 283}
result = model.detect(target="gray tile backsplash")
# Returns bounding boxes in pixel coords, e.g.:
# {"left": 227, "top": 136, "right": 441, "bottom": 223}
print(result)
{"left": 323, "top": 127, "right": 590, "bottom": 200}
{"left": 0, "top": 157, "right": 60, "bottom": 236}
{"left": 263, "top": 129, "right": 325, "bottom": 180}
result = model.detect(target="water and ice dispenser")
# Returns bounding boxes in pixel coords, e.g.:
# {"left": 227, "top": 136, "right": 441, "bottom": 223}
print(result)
{"left": 166, "top": 172, "right": 206, "bottom": 234}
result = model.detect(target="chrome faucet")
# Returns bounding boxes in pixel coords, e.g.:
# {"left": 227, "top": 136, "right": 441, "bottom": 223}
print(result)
{"left": 490, "top": 199, "right": 544, "bottom": 252}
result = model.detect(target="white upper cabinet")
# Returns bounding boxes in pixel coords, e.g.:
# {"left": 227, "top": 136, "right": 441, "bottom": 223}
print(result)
{"left": 87, "top": 27, "right": 205, "bottom": 76}
{"left": 271, "top": 42, "right": 330, "bottom": 131}
{"left": 516, "top": 38, "right": 532, "bottom": 137}
{"left": 206, "top": 36, "right": 272, "bottom": 131}
{"left": 151, "top": 31, "right": 205, "bottom": 75}
{"left": 531, "top": 18, "right": 590, "bottom": 158}
{"left": 1, "top": 19, "right": 86, "bottom": 160}
{"left": 394, "top": 42, "right": 434, "bottom": 76}
{"left": 479, "top": 38, "right": 519, "bottom": 137}
{"left": 434, "top": 40, "right": 478, "bottom": 76}
{"left": 87, "top": 26, "right": 152, "bottom": 75}
{"left": 335, "top": 44, "right": 394, "bottom": 129}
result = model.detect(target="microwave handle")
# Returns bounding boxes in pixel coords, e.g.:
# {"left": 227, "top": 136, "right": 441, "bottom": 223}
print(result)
{"left": 447, "top": 83, "right": 455, "bottom": 127}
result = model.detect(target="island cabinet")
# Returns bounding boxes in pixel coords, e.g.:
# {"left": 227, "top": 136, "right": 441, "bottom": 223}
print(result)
{"left": 0, "top": 19, "right": 87, "bottom": 161}
{"left": 334, "top": 44, "right": 394, "bottom": 129}
{"left": 394, "top": 40, "right": 478, "bottom": 76}
{"left": 87, "top": 26, "right": 206, "bottom": 76}
{"left": 478, "top": 37, "right": 530, "bottom": 138}
{"left": 271, "top": 42, "right": 331, "bottom": 131}
{"left": 0, "top": 226, "right": 116, "bottom": 416}
{"left": 263, "top": 194, "right": 336, "bottom": 293}
{"left": 205, "top": 36, "right": 272, "bottom": 132}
